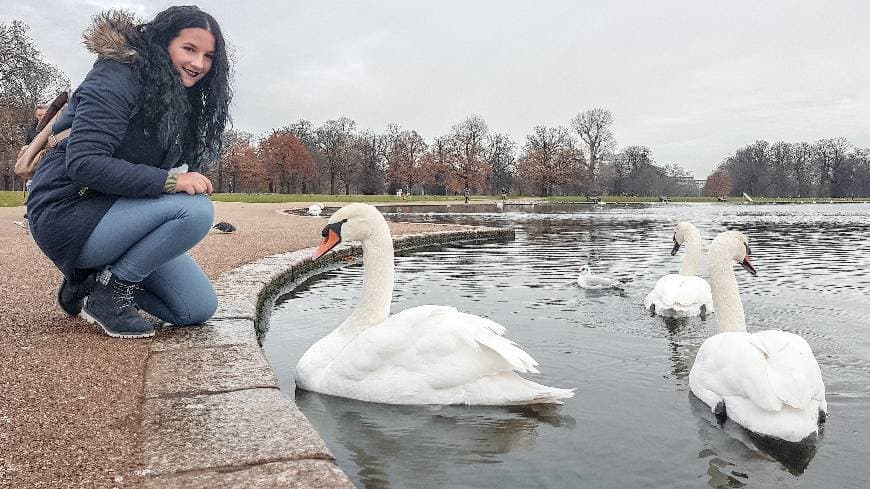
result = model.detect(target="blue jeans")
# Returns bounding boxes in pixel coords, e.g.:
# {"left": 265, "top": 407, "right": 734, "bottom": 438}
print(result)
{"left": 77, "top": 193, "right": 217, "bottom": 326}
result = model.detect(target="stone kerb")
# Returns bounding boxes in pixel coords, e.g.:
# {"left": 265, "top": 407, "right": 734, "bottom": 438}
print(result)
{"left": 138, "top": 225, "right": 513, "bottom": 487}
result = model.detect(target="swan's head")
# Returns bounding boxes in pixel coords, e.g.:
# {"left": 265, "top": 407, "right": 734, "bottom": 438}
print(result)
{"left": 671, "top": 222, "right": 699, "bottom": 256}
{"left": 312, "top": 203, "right": 385, "bottom": 259}
{"left": 710, "top": 230, "right": 757, "bottom": 276}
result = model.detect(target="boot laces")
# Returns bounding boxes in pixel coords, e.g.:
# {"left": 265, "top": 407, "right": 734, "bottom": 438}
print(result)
{"left": 113, "top": 281, "right": 140, "bottom": 310}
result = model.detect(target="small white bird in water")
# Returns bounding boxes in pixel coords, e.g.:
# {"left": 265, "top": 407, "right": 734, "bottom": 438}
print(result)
{"left": 577, "top": 264, "right": 625, "bottom": 290}
{"left": 307, "top": 203, "right": 325, "bottom": 216}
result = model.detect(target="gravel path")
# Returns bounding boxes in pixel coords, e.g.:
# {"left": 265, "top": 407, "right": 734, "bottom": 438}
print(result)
{"left": 0, "top": 201, "right": 465, "bottom": 488}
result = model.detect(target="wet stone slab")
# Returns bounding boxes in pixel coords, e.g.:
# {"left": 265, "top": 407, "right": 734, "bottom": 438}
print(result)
{"left": 151, "top": 319, "right": 258, "bottom": 352}
{"left": 140, "top": 388, "right": 334, "bottom": 476}
{"left": 140, "top": 459, "right": 353, "bottom": 489}
{"left": 145, "top": 343, "right": 277, "bottom": 398}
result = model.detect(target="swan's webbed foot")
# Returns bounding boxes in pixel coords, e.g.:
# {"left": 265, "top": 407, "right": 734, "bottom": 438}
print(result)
{"left": 700, "top": 304, "right": 707, "bottom": 321}
{"left": 714, "top": 401, "right": 727, "bottom": 425}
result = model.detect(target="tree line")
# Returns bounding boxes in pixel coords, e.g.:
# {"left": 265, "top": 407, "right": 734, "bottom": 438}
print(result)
{"left": 202, "top": 109, "right": 703, "bottom": 197}
{"left": 704, "top": 138, "right": 870, "bottom": 198}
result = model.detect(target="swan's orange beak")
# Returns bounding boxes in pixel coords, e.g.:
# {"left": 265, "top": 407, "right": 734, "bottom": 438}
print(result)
{"left": 313, "top": 228, "right": 341, "bottom": 259}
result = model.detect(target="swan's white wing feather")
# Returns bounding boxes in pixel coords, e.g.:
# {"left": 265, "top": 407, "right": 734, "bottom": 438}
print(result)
{"left": 327, "top": 306, "right": 547, "bottom": 397}
{"left": 691, "top": 332, "right": 783, "bottom": 412}
{"left": 645, "top": 274, "right": 713, "bottom": 316}
{"left": 754, "top": 330, "right": 823, "bottom": 410}
{"left": 689, "top": 331, "right": 826, "bottom": 441}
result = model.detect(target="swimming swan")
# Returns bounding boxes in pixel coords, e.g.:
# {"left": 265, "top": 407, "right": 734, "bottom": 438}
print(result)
{"left": 644, "top": 222, "right": 714, "bottom": 318}
{"left": 688, "top": 231, "right": 827, "bottom": 442}
{"left": 296, "top": 203, "right": 574, "bottom": 405}
{"left": 308, "top": 203, "right": 325, "bottom": 216}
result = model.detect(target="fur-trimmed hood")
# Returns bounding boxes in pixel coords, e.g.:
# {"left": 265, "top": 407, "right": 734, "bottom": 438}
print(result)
{"left": 82, "top": 10, "right": 139, "bottom": 63}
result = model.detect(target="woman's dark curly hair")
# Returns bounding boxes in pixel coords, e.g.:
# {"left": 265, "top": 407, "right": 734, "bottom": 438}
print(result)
{"left": 127, "top": 6, "right": 231, "bottom": 167}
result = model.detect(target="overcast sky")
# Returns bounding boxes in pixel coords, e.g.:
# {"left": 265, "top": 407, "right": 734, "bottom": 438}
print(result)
{"left": 4, "top": 0, "right": 869, "bottom": 177}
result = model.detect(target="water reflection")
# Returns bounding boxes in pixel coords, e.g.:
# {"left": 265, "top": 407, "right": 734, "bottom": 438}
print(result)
{"left": 689, "top": 395, "right": 821, "bottom": 485}
{"left": 296, "top": 389, "right": 575, "bottom": 489}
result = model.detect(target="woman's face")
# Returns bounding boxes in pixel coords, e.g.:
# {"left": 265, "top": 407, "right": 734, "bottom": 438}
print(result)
{"left": 167, "top": 27, "right": 216, "bottom": 87}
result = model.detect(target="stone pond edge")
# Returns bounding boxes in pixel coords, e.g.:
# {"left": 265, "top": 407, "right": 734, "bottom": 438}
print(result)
{"left": 138, "top": 225, "right": 515, "bottom": 486}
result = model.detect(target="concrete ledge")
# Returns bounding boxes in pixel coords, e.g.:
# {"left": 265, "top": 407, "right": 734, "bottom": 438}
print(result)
{"left": 141, "top": 460, "right": 352, "bottom": 489}
{"left": 140, "top": 389, "right": 335, "bottom": 477}
{"left": 139, "top": 225, "right": 514, "bottom": 487}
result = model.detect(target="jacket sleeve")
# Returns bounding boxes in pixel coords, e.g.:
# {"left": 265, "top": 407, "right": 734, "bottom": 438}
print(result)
{"left": 65, "top": 61, "right": 168, "bottom": 197}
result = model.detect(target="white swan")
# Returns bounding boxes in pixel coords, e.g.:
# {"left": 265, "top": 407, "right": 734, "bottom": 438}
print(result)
{"left": 296, "top": 203, "right": 574, "bottom": 405}
{"left": 577, "top": 264, "right": 623, "bottom": 290}
{"left": 307, "top": 202, "right": 325, "bottom": 216}
{"left": 688, "top": 231, "right": 827, "bottom": 443}
{"left": 644, "top": 222, "right": 714, "bottom": 318}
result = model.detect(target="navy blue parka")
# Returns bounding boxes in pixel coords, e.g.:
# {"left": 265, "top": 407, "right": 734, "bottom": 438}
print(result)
{"left": 27, "top": 21, "right": 192, "bottom": 284}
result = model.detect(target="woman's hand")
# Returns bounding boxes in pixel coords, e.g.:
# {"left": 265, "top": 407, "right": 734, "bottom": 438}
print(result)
{"left": 175, "top": 172, "right": 214, "bottom": 195}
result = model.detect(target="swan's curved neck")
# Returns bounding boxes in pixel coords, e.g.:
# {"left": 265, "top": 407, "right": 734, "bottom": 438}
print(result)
{"left": 343, "top": 222, "right": 394, "bottom": 333}
{"left": 679, "top": 231, "right": 702, "bottom": 276}
{"left": 709, "top": 247, "right": 747, "bottom": 333}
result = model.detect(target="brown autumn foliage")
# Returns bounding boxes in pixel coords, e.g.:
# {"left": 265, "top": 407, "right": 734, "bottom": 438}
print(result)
{"left": 703, "top": 169, "right": 732, "bottom": 197}
{"left": 386, "top": 130, "right": 427, "bottom": 192}
{"left": 259, "top": 130, "right": 317, "bottom": 193}
{"left": 220, "top": 139, "right": 267, "bottom": 192}
{"left": 517, "top": 147, "right": 583, "bottom": 196}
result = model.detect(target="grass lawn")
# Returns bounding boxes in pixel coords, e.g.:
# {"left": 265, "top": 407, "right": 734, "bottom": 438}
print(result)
{"left": 0, "top": 191, "right": 26, "bottom": 207}
{"left": 3, "top": 190, "right": 867, "bottom": 207}
{"left": 209, "top": 193, "right": 470, "bottom": 203}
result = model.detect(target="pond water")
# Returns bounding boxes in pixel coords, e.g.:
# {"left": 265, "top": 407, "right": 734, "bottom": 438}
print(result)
{"left": 262, "top": 203, "right": 870, "bottom": 489}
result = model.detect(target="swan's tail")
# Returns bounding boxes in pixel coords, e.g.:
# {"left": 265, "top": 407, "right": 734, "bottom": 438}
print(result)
{"left": 519, "top": 385, "right": 576, "bottom": 405}
{"left": 462, "top": 373, "right": 575, "bottom": 405}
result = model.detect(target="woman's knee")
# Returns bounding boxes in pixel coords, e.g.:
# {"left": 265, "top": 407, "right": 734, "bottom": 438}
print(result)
{"left": 175, "top": 193, "right": 214, "bottom": 236}
{"left": 176, "top": 289, "right": 218, "bottom": 326}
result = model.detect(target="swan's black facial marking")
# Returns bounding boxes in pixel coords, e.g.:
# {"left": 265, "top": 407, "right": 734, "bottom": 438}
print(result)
{"left": 740, "top": 242, "right": 757, "bottom": 276}
{"left": 700, "top": 304, "right": 707, "bottom": 321}
{"left": 671, "top": 234, "right": 681, "bottom": 256}
{"left": 313, "top": 219, "right": 349, "bottom": 260}
{"left": 321, "top": 219, "right": 347, "bottom": 238}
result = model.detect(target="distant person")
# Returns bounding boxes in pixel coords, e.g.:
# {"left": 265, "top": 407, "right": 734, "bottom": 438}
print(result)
{"left": 26, "top": 6, "right": 231, "bottom": 338}
{"left": 464, "top": 186, "right": 470, "bottom": 204}
{"left": 22, "top": 104, "right": 47, "bottom": 219}
{"left": 500, "top": 187, "right": 507, "bottom": 202}
{"left": 24, "top": 104, "right": 48, "bottom": 144}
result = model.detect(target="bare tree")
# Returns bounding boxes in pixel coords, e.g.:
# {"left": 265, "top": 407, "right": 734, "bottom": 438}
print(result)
{"left": 813, "top": 137, "right": 851, "bottom": 197}
{"left": 516, "top": 125, "right": 582, "bottom": 196}
{"left": 484, "top": 132, "right": 516, "bottom": 194}
{"left": 570, "top": 108, "right": 616, "bottom": 190}
{"left": 791, "top": 141, "right": 816, "bottom": 197}
{"left": 353, "top": 131, "right": 385, "bottom": 194}
{"left": 418, "top": 136, "right": 452, "bottom": 195}
{"left": 0, "top": 20, "right": 68, "bottom": 189}
{"left": 445, "top": 115, "right": 489, "bottom": 193}
{"left": 768, "top": 141, "right": 795, "bottom": 197}
{"left": 384, "top": 128, "right": 427, "bottom": 194}
{"left": 315, "top": 117, "right": 356, "bottom": 194}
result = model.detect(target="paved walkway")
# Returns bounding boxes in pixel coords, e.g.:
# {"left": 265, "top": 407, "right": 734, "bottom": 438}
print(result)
{"left": 0, "top": 201, "right": 475, "bottom": 488}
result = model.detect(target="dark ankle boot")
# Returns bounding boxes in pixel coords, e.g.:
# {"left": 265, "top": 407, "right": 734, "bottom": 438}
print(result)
{"left": 57, "top": 273, "right": 96, "bottom": 316}
{"left": 80, "top": 272, "right": 155, "bottom": 339}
